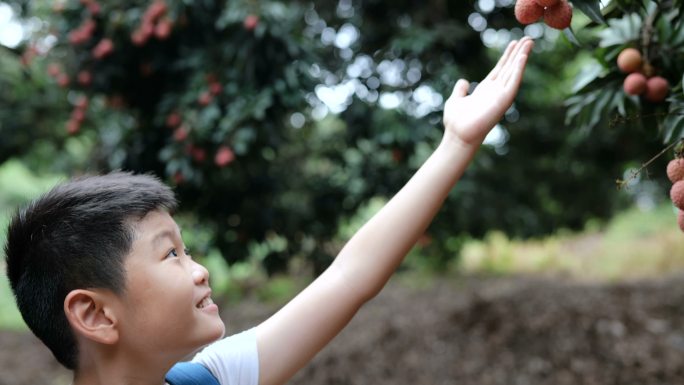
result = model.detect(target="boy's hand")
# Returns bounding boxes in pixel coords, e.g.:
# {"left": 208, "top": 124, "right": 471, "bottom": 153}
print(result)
{"left": 442, "top": 37, "right": 534, "bottom": 148}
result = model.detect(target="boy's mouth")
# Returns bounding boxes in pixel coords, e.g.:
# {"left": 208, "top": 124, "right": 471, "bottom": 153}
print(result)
{"left": 196, "top": 295, "right": 214, "bottom": 309}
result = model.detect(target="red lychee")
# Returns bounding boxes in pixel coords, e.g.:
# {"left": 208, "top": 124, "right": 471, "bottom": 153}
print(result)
{"left": 667, "top": 159, "right": 684, "bottom": 184}
{"left": 75, "top": 96, "right": 89, "bottom": 110}
{"left": 243, "top": 14, "right": 259, "bottom": 31}
{"left": 155, "top": 19, "right": 173, "bottom": 40}
{"left": 215, "top": 146, "right": 235, "bottom": 167}
{"left": 56, "top": 73, "right": 70, "bottom": 88}
{"left": 166, "top": 112, "right": 182, "bottom": 128}
{"left": 47, "top": 63, "right": 61, "bottom": 77}
{"left": 192, "top": 147, "right": 207, "bottom": 163}
{"left": 198, "top": 91, "right": 213, "bottom": 106}
{"left": 209, "top": 82, "right": 223, "bottom": 96}
{"left": 87, "top": 1, "right": 100, "bottom": 15}
{"left": 71, "top": 108, "right": 86, "bottom": 123}
{"left": 644, "top": 76, "right": 669, "bottom": 103}
{"left": 77, "top": 70, "right": 93, "bottom": 86}
{"left": 623, "top": 72, "right": 646, "bottom": 96}
{"left": 145, "top": 1, "right": 167, "bottom": 23}
{"left": 173, "top": 126, "right": 188, "bottom": 142}
{"left": 515, "top": 0, "right": 544, "bottom": 25}
{"left": 543, "top": 0, "right": 572, "bottom": 30}
{"left": 131, "top": 29, "right": 149, "bottom": 46}
{"left": 671, "top": 181, "right": 684, "bottom": 210}
{"left": 66, "top": 119, "right": 80, "bottom": 135}
{"left": 616, "top": 48, "right": 642, "bottom": 73}
{"left": 92, "top": 38, "right": 114, "bottom": 60}
{"left": 535, "top": 0, "right": 559, "bottom": 6}
{"left": 173, "top": 171, "right": 185, "bottom": 185}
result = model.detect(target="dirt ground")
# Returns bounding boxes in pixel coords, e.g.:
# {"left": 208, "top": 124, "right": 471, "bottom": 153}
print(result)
{"left": 3, "top": 273, "right": 684, "bottom": 385}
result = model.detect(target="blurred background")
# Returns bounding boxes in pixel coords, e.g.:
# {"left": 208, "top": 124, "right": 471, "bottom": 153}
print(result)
{"left": 1, "top": 0, "right": 684, "bottom": 384}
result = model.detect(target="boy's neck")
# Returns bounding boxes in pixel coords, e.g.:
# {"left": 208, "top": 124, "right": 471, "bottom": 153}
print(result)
{"left": 73, "top": 347, "right": 174, "bottom": 385}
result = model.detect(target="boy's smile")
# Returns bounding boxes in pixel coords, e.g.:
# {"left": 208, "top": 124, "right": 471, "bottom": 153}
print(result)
{"left": 112, "top": 209, "right": 225, "bottom": 361}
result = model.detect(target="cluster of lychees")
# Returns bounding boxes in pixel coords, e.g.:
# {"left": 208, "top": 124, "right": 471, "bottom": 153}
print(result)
{"left": 668, "top": 158, "right": 684, "bottom": 231}
{"left": 618, "top": 48, "right": 669, "bottom": 103}
{"left": 514, "top": 0, "right": 572, "bottom": 30}
{"left": 131, "top": 0, "right": 174, "bottom": 46}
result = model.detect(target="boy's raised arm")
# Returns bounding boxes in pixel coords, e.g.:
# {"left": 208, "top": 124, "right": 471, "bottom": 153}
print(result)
{"left": 254, "top": 37, "right": 534, "bottom": 385}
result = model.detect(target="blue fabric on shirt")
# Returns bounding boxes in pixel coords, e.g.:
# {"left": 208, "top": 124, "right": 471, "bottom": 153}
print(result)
{"left": 166, "top": 361, "right": 220, "bottom": 385}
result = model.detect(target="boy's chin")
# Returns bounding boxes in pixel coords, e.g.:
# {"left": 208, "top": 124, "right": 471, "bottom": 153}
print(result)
{"left": 204, "top": 318, "right": 227, "bottom": 342}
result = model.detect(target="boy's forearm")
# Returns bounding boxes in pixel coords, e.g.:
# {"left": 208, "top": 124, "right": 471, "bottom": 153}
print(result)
{"left": 332, "top": 135, "right": 479, "bottom": 300}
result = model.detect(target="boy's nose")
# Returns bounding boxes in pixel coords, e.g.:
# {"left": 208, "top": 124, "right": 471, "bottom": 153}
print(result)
{"left": 191, "top": 263, "right": 210, "bottom": 285}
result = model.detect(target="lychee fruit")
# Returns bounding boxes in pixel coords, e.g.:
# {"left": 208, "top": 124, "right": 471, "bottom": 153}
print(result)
{"left": 678, "top": 210, "right": 684, "bottom": 232}
{"left": 515, "top": 0, "right": 544, "bottom": 25}
{"left": 544, "top": 0, "right": 572, "bottom": 30}
{"left": 535, "top": 0, "right": 559, "bottom": 6}
{"left": 92, "top": 38, "right": 114, "bottom": 60}
{"left": 644, "top": 76, "right": 669, "bottom": 103}
{"left": 131, "top": 29, "right": 148, "bottom": 46}
{"left": 215, "top": 146, "right": 235, "bottom": 167}
{"left": 66, "top": 119, "right": 80, "bottom": 135}
{"left": 243, "top": 14, "right": 259, "bottom": 31}
{"left": 155, "top": 19, "right": 173, "bottom": 40}
{"left": 667, "top": 159, "right": 684, "bottom": 183}
{"left": 173, "top": 126, "right": 188, "bottom": 142}
{"left": 75, "top": 96, "right": 89, "bottom": 110}
{"left": 623, "top": 73, "right": 647, "bottom": 96}
{"left": 47, "top": 63, "right": 61, "bottom": 77}
{"left": 209, "top": 82, "right": 223, "bottom": 96}
{"left": 616, "top": 48, "right": 642, "bottom": 73}
{"left": 77, "top": 70, "right": 93, "bottom": 86}
{"left": 671, "top": 181, "right": 684, "bottom": 210}
{"left": 198, "top": 91, "right": 213, "bottom": 106}
{"left": 192, "top": 147, "right": 207, "bottom": 163}
{"left": 56, "top": 73, "right": 70, "bottom": 88}
{"left": 166, "top": 112, "right": 181, "bottom": 128}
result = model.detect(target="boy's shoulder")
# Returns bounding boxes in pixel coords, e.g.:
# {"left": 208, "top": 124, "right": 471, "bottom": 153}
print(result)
{"left": 186, "top": 328, "right": 259, "bottom": 385}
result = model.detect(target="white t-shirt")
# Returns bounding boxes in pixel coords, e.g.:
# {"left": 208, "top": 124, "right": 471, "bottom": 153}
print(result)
{"left": 189, "top": 328, "right": 260, "bottom": 385}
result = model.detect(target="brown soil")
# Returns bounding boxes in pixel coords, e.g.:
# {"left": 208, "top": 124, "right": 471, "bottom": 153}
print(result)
{"left": 3, "top": 274, "right": 684, "bottom": 385}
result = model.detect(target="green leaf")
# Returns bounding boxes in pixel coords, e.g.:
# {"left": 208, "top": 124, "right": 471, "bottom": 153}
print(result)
{"left": 597, "top": 13, "right": 641, "bottom": 47}
{"left": 563, "top": 28, "right": 582, "bottom": 47}
{"left": 663, "top": 113, "right": 684, "bottom": 142}
{"left": 571, "top": 61, "right": 604, "bottom": 93}
{"left": 571, "top": 0, "right": 606, "bottom": 24}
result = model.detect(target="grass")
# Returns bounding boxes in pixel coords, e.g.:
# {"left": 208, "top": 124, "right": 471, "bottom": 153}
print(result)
{"left": 459, "top": 203, "right": 684, "bottom": 281}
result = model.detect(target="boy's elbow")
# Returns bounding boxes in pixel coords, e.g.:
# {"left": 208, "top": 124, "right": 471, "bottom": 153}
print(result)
{"left": 329, "top": 262, "right": 386, "bottom": 304}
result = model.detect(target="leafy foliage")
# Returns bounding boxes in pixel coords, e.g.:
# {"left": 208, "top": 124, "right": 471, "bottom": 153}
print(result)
{"left": 565, "top": 0, "right": 684, "bottom": 146}
{"left": 1, "top": 0, "right": 677, "bottom": 275}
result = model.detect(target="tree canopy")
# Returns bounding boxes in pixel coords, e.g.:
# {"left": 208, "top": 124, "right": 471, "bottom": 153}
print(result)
{"left": 1, "top": 0, "right": 681, "bottom": 273}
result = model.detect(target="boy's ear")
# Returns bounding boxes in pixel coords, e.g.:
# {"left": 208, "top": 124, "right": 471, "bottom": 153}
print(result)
{"left": 64, "top": 289, "right": 119, "bottom": 345}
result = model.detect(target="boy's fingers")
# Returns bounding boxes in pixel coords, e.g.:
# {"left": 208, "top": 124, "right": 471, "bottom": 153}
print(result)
{"left": 493, "top": 36, "right": 532, "bottom": 83}
{"left": 501, "top": 39, "right": 533, "bottom": 86}
{"left": 449, "top": 79, "right": 470, "bottom": 99}
{"left": 486, "top": 40, "right": 518, "bottom": 81}
{"left": 504, "top": 52, "right": 530, "bottom": 91}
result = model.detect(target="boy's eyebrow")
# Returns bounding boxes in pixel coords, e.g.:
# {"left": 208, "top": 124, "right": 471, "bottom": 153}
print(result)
{"left": 151, "top": 227, "right": 182, "bottom": 248}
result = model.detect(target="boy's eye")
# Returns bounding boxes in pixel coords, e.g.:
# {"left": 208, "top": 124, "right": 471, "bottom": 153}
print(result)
{"left": 165, "top": 248, "right": 191, "bottom": 259}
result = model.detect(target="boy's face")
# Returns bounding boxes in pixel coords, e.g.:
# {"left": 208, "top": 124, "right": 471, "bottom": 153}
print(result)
{"left": 113, "top": 210, "right": 225, "bottom": 360}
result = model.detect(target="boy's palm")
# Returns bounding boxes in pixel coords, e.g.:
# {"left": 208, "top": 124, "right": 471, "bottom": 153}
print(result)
{"left": 443, "top": 37, "right": 533, "bottom": 146}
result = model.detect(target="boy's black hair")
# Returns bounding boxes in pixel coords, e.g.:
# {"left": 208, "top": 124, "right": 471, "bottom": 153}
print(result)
{"left": 4, "top": 171, "right": 177, "bottom": 369}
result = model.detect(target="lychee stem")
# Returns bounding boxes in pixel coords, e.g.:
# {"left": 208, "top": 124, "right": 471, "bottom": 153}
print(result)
{"left": 616, "top": 137, "right": 684, "bottom": 189}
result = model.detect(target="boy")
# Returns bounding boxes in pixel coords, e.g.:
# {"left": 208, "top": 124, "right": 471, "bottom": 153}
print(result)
{"left": 4, "top": 37, "right": 533, "bottom": 385}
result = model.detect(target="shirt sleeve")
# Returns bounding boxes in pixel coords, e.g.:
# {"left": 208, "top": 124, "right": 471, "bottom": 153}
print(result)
{"left": 191, "top": 328, "right": 259, "bottom": 385}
